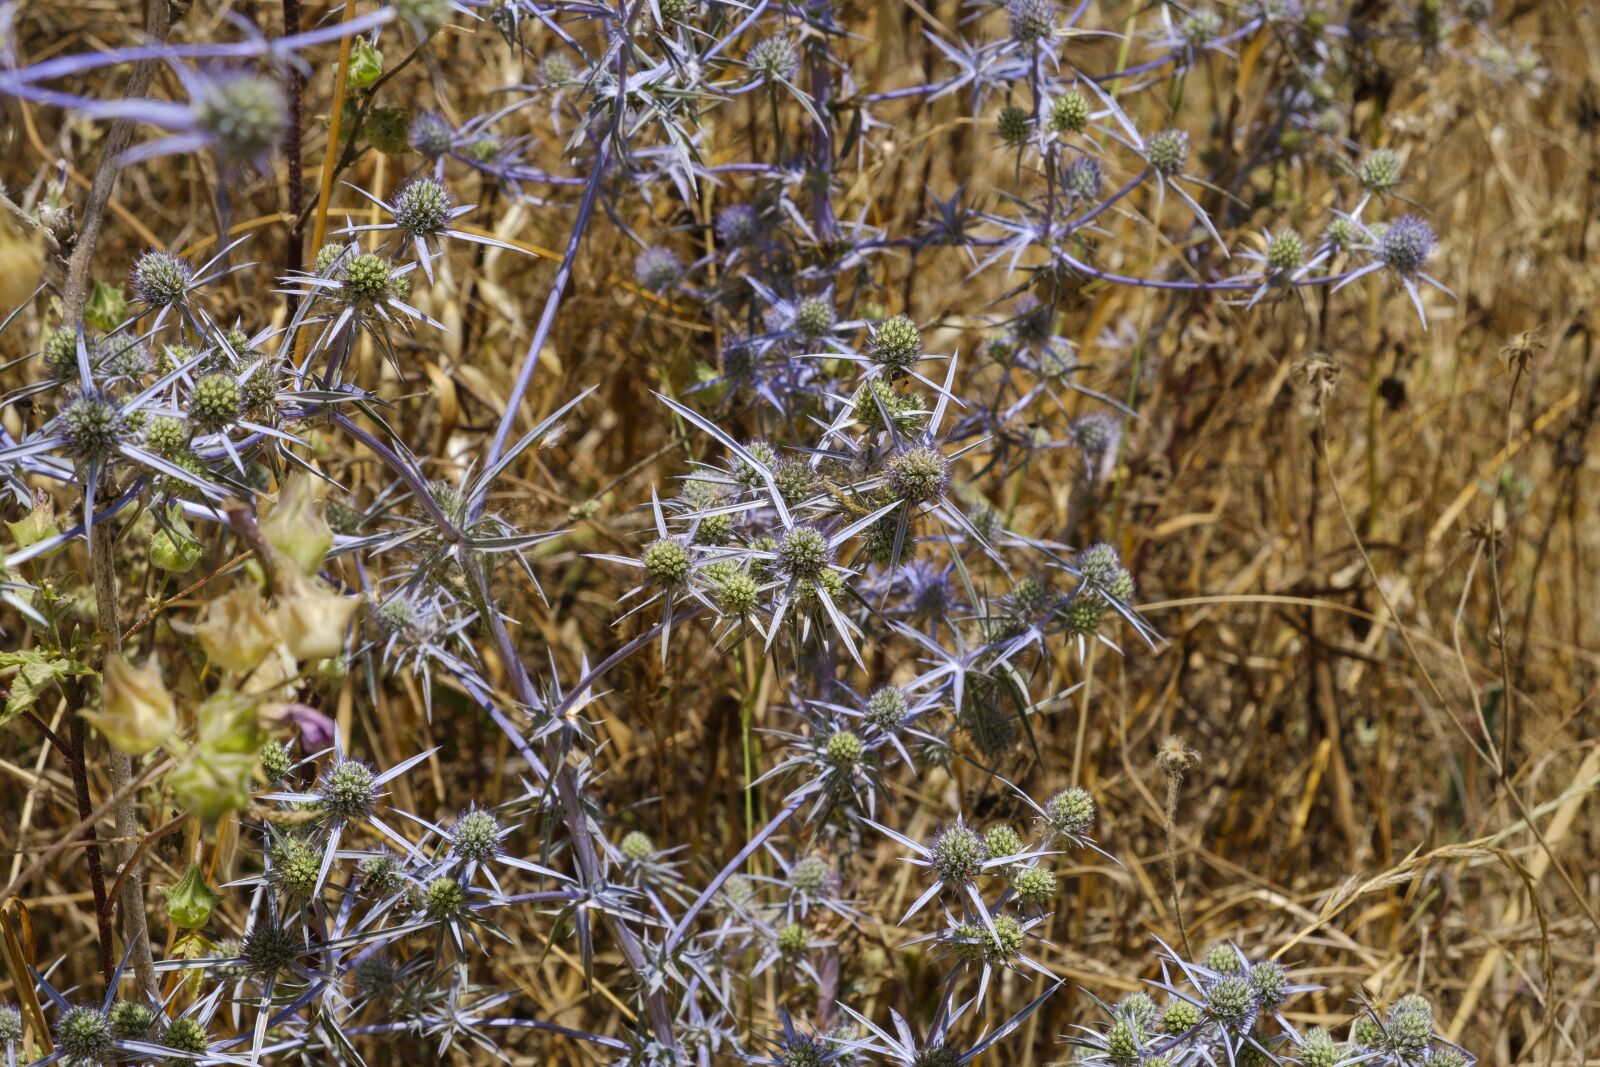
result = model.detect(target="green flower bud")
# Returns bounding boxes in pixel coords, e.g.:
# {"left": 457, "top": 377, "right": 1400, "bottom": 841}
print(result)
{"left": 347, "top": 39, "right": 384, "bottom": 89}
{"left": 164, "top": 863, "right": 223, "bottom": 929}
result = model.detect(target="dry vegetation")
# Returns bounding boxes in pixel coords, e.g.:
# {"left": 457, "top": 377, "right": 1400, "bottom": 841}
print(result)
{"left": 1, "top": 0, "right": 1598, "bottom": 1063}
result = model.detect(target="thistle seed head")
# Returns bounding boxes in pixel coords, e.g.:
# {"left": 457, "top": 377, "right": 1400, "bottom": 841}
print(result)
{"left": 929, "top": 822, "right": 987, "bottom": 884}
{"left": 1011, "top": 864, "right": 1056, "bottom": 906}
{"left": 1044, "top": 786, "right": 1096, "bottom": 839}
{"left": 244, "top": 924, "right": 301, "bottom": 976}
{"left": 1380, "top": 215, "right": 1435, "bottom": 276}
{"left": 57, "top": 1006, "right": 114, "bottom": 1062}
{"left": 392, "top": 178, "right": 453, "bottom": 238}
{"left": 318, "top": 759, "right": 378, "bottom": 821}
{"left": 451, "top": 806, "right": 504, "bottom": 864}
{"left": 643, "top": 538, "right": 692, "bottom": 587}
{"left": 869, "top": 314, "right": 922, "bottom": 370}
{"left": 776, "top": 525, "right": 832, "bottom": 581}
{"left": 1007, "top": 0, "right": 1055, "bottom": 42}
{"left": 1145, "top": 129, "right": 1191, "bottom": 177}
{"left": 634, "top": 246, "right": 682, "bottom": 292}
{"left": 424, "top": 876, "right": 465, "bottom": 919}
{"left": 865, "top": 686, "right": 908, "bottom": 732}
{"left": 132, "top": 250, "right": 193, "bottom": 307}
{"left": 189, "top": 372, "right": 241, "bottom": 434}
{"left": 194, "top": 74, "right": 287, "bottom": 163}
{"left": 620, "top": 830, "right": 655, "bottom": 863}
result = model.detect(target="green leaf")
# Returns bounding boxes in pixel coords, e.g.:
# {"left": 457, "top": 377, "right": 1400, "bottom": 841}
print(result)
{"left": 84, "top": 280, "right": 127, "bottom": 334}
{"left": 0, "top": 649, "right": 95, "bottom": 728}
{"left": 363, "top": 108, "right": 412, "bottom": 155}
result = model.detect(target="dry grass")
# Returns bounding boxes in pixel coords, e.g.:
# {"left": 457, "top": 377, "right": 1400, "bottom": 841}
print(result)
{"left": 2, "top": 0, "right": 1599, "bottom": 1063}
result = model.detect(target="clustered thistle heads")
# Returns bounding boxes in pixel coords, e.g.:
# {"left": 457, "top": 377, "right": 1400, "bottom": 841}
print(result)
{"left": 1070, "top": 940, "right": 1476, "bottom": 1067}
{"left": 0, "top": 0, "right": 1506, "bottom": 1055}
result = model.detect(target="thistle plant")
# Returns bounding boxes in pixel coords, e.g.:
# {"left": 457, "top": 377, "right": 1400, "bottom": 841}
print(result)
{"left": 0, "top": 0, "right": 1529, "bottom": 1059}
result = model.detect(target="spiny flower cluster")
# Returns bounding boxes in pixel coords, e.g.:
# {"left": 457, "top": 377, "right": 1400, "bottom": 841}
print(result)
{"left": 0, "top": 0, "right": 1508, "bottom": 1057}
